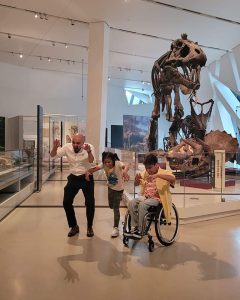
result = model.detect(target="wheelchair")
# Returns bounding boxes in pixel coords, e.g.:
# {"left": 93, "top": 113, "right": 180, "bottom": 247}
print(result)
{"left": 122, "top": 202, "right": 179, "bottom": 252}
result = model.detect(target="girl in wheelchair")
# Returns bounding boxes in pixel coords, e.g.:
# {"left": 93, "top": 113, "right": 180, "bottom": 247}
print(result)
{"left": 124, "top": 153, "right": 176, "bottom": 240}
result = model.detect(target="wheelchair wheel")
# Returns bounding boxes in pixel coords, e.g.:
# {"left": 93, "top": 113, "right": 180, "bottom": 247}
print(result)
{"left": 148, "top": 235, "right": 154, "bottom": 252}
{"left": 123, "top": 210, "right": 131, "bottom": 233}
{"left": 155, "top": 203, "right": 179, "bottom": 246}
{"left": 122, "top": 210, "right": 131, "bottom": 247}
{"left": 123, "top": 236, "right": 129, "bottom": 246}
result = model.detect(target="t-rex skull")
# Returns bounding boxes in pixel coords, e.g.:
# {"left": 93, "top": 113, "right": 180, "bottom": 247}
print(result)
{"left": 166, "top": 33, "right": 207, "bottom": 69}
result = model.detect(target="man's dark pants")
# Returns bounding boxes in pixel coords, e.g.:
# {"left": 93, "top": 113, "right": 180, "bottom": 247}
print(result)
{"left": 63, "top": 174, "right": 95, "bottom": 228}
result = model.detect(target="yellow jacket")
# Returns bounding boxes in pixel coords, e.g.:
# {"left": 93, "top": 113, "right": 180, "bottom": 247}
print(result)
{"left": 139, "top": 168, "right": 173, "bottom": 223}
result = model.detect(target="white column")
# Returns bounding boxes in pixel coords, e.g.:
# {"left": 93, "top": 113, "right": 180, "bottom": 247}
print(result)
{"left": 86, "top": 22, "right": 109, "bottom": 160}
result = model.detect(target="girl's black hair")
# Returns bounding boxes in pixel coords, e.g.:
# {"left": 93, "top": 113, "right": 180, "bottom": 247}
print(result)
{"left": 102, "top": 151, "right": 120, "bottom": 167}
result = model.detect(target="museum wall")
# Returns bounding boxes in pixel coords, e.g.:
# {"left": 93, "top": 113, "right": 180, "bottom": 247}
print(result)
{"left": 0, "top": 61, "right": 87, "bottom": 117}
{"left": 106, "top": 85, "right": 170, "bottom": 148}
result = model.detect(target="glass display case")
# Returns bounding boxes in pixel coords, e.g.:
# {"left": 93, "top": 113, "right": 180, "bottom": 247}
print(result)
{"left": 0, "top": 149, "right": 35, "bottom": 220}
{"left": 48, "top": 114, "right": 86, "bottom": 179}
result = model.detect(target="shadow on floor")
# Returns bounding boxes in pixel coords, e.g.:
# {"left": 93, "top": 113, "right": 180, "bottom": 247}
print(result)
{"left": 57, "top": 235, "right": 131, "bottom": 281}
{"left": 130, "top": 240, "right": 238, "bottom": 280}
{"left": 57, "top": 234, "right": 238, "bottom": 282}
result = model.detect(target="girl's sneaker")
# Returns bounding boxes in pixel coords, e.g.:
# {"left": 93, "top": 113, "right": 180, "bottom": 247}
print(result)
{"left": 111, "top": 227, "right": 119, "bottom": 238}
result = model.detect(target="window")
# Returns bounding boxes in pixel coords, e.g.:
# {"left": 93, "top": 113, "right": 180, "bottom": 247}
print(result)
{"left": 125, "top": 88, "right": 153, "bottom": 106}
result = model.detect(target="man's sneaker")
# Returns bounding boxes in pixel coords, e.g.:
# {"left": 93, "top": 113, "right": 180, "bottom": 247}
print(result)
{"left": 111, "top": 227, "right": 119, "bottom": 238}
{"left": 87, "top": 227, "right": 94, "bottom": 237}
{"left": 68, "top": 225, "right": 79, "bottom": 237}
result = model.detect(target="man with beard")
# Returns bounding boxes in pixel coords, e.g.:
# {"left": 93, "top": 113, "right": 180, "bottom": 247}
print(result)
{"left": 50, "top": 134, "right": 96, "bottom": 237}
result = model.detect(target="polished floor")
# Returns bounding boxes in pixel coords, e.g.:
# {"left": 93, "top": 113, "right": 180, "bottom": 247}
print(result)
{"left": 1, "top": 176, "right": 240, "bottom": 300}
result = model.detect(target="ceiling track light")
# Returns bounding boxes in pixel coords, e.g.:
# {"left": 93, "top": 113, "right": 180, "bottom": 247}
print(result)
{"left": 2, "top": 50, "right": 86, "bottom": 66}
{"left": 1, "top": 31, "right": 89, "bottom": 51}
{"left": 70, "top": 19, "right": 75, "bottom": 26}
{"left": 34, "top": 13, "right": 38, "bottom": 18}
{"left": 39, "top": 13, "right": 48, "bottom": 20}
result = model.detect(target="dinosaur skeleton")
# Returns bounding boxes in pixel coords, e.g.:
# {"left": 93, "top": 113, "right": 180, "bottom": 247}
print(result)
{"left": 167, "top": 98, "right": 214, "bottom": 147}
{"left": 166, "top": 131, "right": 238, "bottom": 177}
{"left": 148, "top": 33, "right": 207, "bottom": 150}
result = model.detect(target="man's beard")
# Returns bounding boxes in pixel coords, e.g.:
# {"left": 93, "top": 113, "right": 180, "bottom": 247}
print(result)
{"left": 74, "top": 148, "right": 81, "bottom": 153}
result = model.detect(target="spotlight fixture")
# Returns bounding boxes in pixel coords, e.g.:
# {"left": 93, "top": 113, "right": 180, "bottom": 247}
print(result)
{"left": 108, "top": 76, "right": 111, "bottom": 81}
{"left": 48, "top": 57, "right": 51, "bottom": 62}
{"left": 39, "top": 56, "right": 42, "bottom": 60}
{"left": 71, "top": 19, "right": 75, "bottom": 26}
{"left": 65, "top": 43, "right": 68, "bottom": 48}
{"left": 19, "top": 53, "right": 23, "bottom": 58}
{"left": 34, "top": 13, "right": 38, "bottom": 18}
{"left": 7, "top": 33, "right": 11, "bottom": 39}
{"left": 52, "top": 41, "right": 55, "bottom": 46}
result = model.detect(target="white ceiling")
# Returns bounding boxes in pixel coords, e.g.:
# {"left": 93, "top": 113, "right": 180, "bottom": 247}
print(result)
{"left": 0, "top": 0, "right": 240, "bottom": 91}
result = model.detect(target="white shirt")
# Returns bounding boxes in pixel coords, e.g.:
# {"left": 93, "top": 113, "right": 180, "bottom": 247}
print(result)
{"left": 56, "top": 143, "right": 96, "bottom": 176}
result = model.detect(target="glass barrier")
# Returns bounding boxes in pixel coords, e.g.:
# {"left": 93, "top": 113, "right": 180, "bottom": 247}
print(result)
{"left": 0, "top": 149, "right": 35, "bottom": 219}
{"left": 106, "top": 149, "right": 240, "bottom": 210}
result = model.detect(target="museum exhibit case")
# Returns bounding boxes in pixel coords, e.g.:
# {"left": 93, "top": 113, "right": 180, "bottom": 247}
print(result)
{"left": 23, "top": 114, "right": 87, "bottom": 183}
{"left": 0, "top": 148, "right": 35, "bottom": 220}
{"left": 23, "top": 116, "right": 37, "bottom": 181}
{"left": 48, "top": 114, "right": 86, "bottom": 180}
